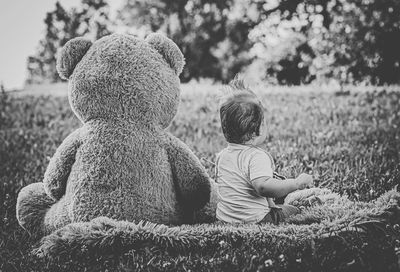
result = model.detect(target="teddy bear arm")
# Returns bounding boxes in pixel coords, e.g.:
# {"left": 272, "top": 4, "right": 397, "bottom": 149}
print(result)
{"left": 164, "top": 134, "right": 211, "bottom": 211}
{"left": 43, "top": 129, "right": 82, "bottom": 201}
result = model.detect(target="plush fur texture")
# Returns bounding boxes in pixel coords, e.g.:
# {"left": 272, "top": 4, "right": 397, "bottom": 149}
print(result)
{"left": 16, "top": 33, "right": 212, "bottom": 236}
{"left": 145, "top": 33, "right": 185, "bottom": 75}
{"left": 284, "top": 187, "right": 341, "bottom": 208}
{"left": 16, "top": 183, "right": 56, "bottom": 237}
{"left": 34, "top": 189, "right": 400, "bottom": 261}
{"left": 56, "top": 38, "right": 93, "bottom": 80}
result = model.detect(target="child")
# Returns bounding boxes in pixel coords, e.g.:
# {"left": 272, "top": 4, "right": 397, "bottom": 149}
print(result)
{"left": 215, "top": 78, "right": 313, "bottom": 224}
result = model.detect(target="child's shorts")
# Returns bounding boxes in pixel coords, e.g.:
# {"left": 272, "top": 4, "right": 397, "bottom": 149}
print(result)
{"left": 257, "top": 205, "right": 300, "bottom": 225}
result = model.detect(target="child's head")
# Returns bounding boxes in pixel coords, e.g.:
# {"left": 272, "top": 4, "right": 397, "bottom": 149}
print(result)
{"left": 219, "top": 77, "right": 267, "bottom": 145}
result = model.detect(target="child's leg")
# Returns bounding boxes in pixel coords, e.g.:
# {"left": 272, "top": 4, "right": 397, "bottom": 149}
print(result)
{"left": 258, "top": 204, "right": 300, "bottom": 225}
{"left": 277, "top": 204, "right": 300, "bottom": 221}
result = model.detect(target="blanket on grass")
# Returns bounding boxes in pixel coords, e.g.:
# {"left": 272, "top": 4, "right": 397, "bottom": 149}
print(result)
{"left": 33, "top": 188, "right": 400, "bottom": 271}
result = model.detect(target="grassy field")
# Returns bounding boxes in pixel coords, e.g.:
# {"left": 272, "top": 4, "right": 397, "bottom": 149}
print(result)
{"left": 1, "top": 83, "right": 400, "bottom": 271}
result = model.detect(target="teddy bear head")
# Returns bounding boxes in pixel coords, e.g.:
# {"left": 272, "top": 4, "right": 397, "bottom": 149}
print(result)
{"left": 56, "top": 33, "right": 185, "bottom": 128}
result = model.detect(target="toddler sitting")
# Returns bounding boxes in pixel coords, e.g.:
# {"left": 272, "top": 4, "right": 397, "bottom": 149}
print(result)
{"left": 215, "top": 77, "right": 313, "bottom": 224}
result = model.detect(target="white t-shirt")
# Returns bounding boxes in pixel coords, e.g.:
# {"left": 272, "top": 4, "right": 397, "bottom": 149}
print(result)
{"left": 215, "top": 143, "right": 275, "bottom": 223}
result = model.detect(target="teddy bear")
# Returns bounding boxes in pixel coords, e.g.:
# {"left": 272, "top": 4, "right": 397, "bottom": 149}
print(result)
{"left": 16, "top": 33, "right": 214, "bottom": 237}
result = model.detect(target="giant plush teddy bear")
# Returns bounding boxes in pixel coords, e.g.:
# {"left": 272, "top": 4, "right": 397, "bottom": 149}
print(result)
{"left": 16, "top": 33, "right": 214, "bottom": 236}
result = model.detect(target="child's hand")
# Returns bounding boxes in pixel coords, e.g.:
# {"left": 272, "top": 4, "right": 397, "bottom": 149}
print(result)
{"left": 295, "top": 173, "right": 314, "bottom": 190}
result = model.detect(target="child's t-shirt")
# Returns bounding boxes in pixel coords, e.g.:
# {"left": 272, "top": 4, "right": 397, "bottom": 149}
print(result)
{"left": 215, "top": 143, "right": 275, "bottom": 223}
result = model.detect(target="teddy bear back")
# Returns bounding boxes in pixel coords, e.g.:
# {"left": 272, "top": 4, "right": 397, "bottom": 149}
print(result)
{"left": 57, "top": 33, "right": 185, "bottom": 128}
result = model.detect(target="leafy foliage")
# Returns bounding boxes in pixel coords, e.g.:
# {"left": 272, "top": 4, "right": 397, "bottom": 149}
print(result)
{"left": 1, "top": 85, "right": 400, "bottom": 271}
{"left": 117, "top": 0, "right": 254, "bottom": 83}
{"left": 315, "top": 0, "right": 400, "bottom": 84}
{"left": 116, "top": 0, "right": 400, "bottom": 84}
{"left": 26, "top": 0, "right": 400, "bottom": 84}
{"left": 26, "top": 0, "right": 112, "bottom": 84}
{"left": 247, "top": 0, "right": 400, "bottom": 84}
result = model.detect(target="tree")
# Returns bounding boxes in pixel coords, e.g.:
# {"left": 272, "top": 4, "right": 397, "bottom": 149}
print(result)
{"left": 117, "top": 0, "right": 258, "bottom": 82}
{"left": 26, "top": 0, "right": 113, "bottom": 84}
{"left": 249, "top": 0, "right": 400, "bottom": 84}
{"left": 319, "top": 0, "right": 400, "bottom": 84}
{"left": 28, "top": 0, "right": 400, "bottom": 85}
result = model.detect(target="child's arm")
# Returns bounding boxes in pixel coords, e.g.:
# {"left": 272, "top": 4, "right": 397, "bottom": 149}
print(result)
{"left": 253, "top": 174, "right": 313, "bottom": 198}
{"left": 43, "top": 129, "right": 82, "bottom": 201}
{"left": 267, "top": 197, "right": 281, "bottom": 209}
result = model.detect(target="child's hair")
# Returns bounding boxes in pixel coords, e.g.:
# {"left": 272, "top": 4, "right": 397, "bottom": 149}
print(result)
{"left": 219, "top": 76, "right": 264, "bottom": 144}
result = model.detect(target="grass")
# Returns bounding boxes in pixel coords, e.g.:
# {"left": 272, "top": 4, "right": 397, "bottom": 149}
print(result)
{"left": 1, "top": 83, "right": 400, "bottom": 271}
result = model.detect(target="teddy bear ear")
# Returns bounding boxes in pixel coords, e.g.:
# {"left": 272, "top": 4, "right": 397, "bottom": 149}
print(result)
{"left": 145, "top": 33, "right": 185, "bottom": 76}
{"left": 56, "top": 37, "right": 93, "bottom": 80}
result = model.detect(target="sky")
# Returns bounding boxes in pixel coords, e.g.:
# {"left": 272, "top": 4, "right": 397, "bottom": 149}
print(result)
{"left": 0, "top": 0, "right": 122, "bottom": 90}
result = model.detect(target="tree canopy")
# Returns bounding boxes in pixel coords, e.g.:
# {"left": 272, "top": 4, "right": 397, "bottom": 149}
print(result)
{"left": 26, "top": 0, "right": 112, "bottom": 84}
{"left": 27, "top": 0, "right": 400, "bottom": 85}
